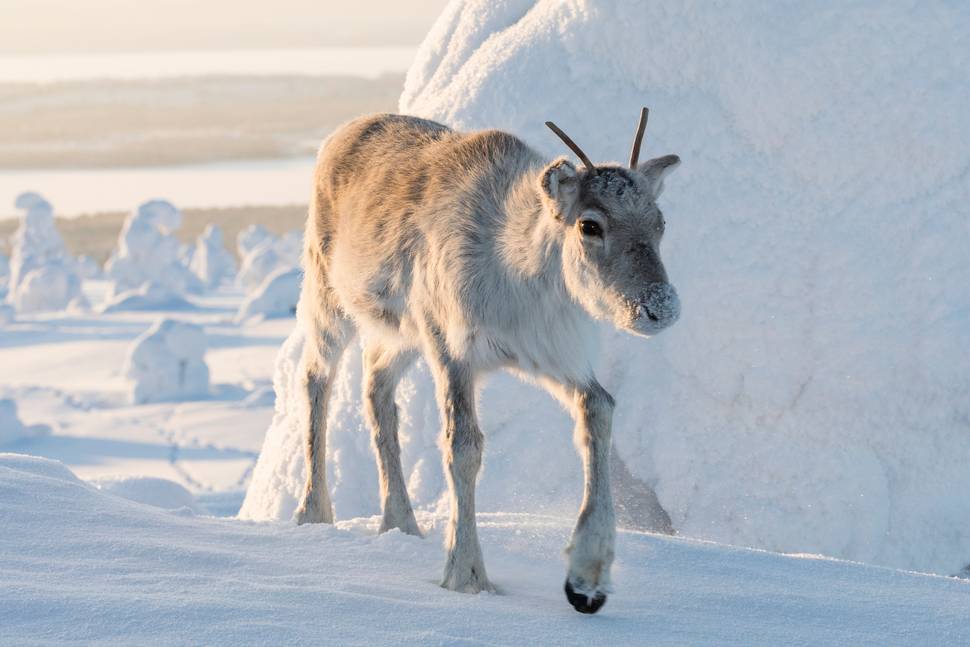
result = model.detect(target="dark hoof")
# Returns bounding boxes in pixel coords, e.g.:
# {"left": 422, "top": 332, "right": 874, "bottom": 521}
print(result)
{"left": 564, "top": 580, "right": 607, "bottom": 614}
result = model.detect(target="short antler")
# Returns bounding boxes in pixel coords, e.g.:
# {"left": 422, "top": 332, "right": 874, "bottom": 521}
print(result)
{"left": 629, "top": 107, "right": 649, "bottom": 168}
{"left": 545, "top": 121, "right": 598, "bottom": 176}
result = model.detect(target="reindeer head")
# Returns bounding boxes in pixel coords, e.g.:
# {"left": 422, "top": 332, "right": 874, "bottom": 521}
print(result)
{"left": 540, "top": 108, "right": 681, "bottom": 337}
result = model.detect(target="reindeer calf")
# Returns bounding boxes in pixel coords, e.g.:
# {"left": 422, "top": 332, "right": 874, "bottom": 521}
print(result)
{"left": 295, "top": 109, "right": 680, "bottom": 613}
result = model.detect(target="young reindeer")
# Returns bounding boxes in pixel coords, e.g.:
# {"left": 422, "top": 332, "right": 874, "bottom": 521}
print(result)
{"left": 295, "top": 108, "right": 680, "bottom": 614}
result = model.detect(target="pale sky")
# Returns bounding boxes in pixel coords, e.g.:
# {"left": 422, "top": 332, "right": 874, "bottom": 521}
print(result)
{"left": 0, "top": 0, "right": 450, "bottom": 53}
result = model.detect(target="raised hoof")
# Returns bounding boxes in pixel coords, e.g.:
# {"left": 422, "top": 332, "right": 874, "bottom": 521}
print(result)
{"left": 564, "top": 580, "right": 607, "bottom": 614}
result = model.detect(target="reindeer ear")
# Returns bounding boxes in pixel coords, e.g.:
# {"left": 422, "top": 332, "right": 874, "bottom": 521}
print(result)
{"left": 539, "top": 157, "right": 579, "bottom": 221}
{"left": 637, "top": 154, "right": 680, "bottom": 198}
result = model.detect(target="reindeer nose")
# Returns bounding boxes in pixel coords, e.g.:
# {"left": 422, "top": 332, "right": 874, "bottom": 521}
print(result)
{"left": 640, "top": 283, "right": 680, "bottom": 328}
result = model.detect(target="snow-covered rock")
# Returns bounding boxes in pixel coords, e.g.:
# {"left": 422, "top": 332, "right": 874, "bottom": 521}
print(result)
{"left": 0, "top": 398, "right": 51, "bottom": 446}
{"left": 5, "top": 192, "right": 86, "bottom": 313}
{"left": 235, "top": 268, "right": 301, "bottom": 323}
{"left": 105, "top": 200, "right": 202, "bottom": 300}
{"left": 243, "top": 1, "right": 970, "bottom": 578}
{"left": 190, "top": 224, "right": 236, "bottom": 288}
{"left": 89, "top": 475, "right": 207, "bottom": 514}
{"left": 124, "top": 319, "right": 209, "bottom": 404}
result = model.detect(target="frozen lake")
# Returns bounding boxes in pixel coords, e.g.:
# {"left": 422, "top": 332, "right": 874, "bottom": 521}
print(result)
{"left": 0, "top": 157, "right": 316, "bottom": 218}
{"left": 0, "top": 47, "right": 416, "bottom": 83}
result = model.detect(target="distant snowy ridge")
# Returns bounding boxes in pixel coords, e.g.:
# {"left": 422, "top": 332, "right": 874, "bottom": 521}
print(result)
{"left": 243, "top": 1, "right": 970, "bottom": 578}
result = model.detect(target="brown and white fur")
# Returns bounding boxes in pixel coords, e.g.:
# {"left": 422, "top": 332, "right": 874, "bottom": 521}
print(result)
{"left": 294, "top": 112, "right": 680, "bottom": 614}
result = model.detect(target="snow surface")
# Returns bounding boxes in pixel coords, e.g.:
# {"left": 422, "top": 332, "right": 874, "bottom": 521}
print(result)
{"left": 124, "top": 318, "right": 210, "bottom": 404}
{"left": 5, "top": 192, "right": 86, "bottom": 313}
{"left": 2, "top": 453, "right": 969, "bottom": 646}
{"left": 235, "top": 267, "right": 301, "bottom": 323}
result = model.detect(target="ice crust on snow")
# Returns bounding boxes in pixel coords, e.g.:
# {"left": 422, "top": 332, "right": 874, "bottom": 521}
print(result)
{"left": 235, "top": 268, "right": 301, "bottom": 322}
{"left": 105, "top": 200, "right": 202, "bottom": 304}
{"left": 243, "top": 2, "right": 970, "bottom": 577}
{"left": 190, "top": 224, "right": 236, "bottom": 288}
{"left": 124, "top": 319, "right": 209, "bottom": 404}
{"left": 0, "top": 398, "right": 51, "bottom": 446}
{"left": 5, "top": 192, "right": 86, "bottom": 313}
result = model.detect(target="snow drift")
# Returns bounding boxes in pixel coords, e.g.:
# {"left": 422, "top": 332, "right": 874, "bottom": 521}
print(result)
{"left": 124, "top": 319, "right": 209, "bottom": 404}
{"left": 242, "top": 2, "right": 970, "bottom": 576}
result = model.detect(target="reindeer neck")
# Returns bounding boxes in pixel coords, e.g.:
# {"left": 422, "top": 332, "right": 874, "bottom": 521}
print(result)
{"left": 497, "top": 165, "right": 568, "bottom": 291}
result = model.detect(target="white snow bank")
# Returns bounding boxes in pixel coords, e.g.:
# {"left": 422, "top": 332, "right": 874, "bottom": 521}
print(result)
{"left": 235, "top": 268, "right": 301, "bottom": 322}
{"left": 190, "top": 224, "right": 236, "bottom": 288}
{"left": 105, "top": 199, "right": 203, "bottom": 299}
{"left": 124, "top": 319, "right": 209, "bottom": 404}
{"left": 4, "top": 453, "right": 969, "bottom": 645}
{"left": 245, "top": 2, "right": 970, "bottom": 577}
{"left": 89, "top": 475, "right": 207, "bottom": 514}
{"left": 5, "top": 192, "right": 86, "bottom": 313}
{"left": 0, "top": 399, "right": 51, "bottom": 446}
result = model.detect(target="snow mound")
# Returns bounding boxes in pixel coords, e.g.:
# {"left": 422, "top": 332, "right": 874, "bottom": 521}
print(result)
{"left": 3, "top": 453, "right": 969, "bottom": 645}
{"left": 190, "top": 224, "right": 237, "bottom": 288}
{"left": 105, "top": 199, "right": 203, "bottom": 300}
{"left": 124, "top": 319, "right": 209, "bottom": 404}
{"left": 89, "top": 475, "right": 207, "bottom": 514}
{"left": 397, "top": 0, "right": 970, "bottom": 575}
{"left": 235, "top": 268, "right": 301, "bottom": 323}
{"left": 5, "top": 192, "right": 86, "bottom": 313}
{"left": 0, "top": 399, "right": 51, "bottom": 446}
{"left": 245, "top": 2, "right": 970, "bottom": 577}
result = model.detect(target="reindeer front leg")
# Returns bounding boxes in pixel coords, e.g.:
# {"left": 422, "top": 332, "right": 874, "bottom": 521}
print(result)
{"left": 423, "top": 324, "right": 493, "bottom": 594}
{"left": 564, "top": 380, "right": 616, "bottom": 613}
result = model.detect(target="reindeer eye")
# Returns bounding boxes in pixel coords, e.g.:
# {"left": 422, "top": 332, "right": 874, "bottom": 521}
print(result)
{"left": 579, "top": 220, "right": 603, "bottom": 238}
